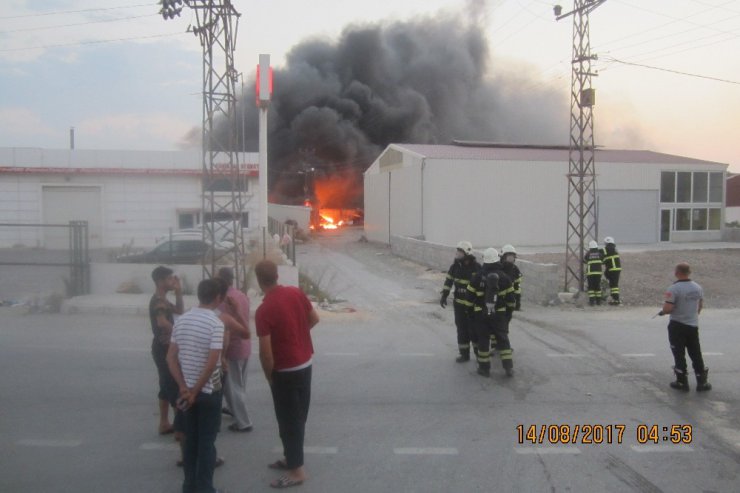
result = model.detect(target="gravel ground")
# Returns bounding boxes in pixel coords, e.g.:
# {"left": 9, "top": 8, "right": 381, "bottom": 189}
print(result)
{"left": 521, "top": 249, "right": 740, "bottom": 309}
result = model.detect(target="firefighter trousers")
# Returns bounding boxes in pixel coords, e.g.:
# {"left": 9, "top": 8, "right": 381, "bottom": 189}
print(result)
{"left": 605, "top": 271, "right": 620, "bottom": 301}
{"left": 586, "top": 274, "right": 602, "bottom": 303}
{"left": 453, "top": 302, "right": 475, "bottom": 356}
{"left": 474, "top": 312, "right": 512, "bottom": 371}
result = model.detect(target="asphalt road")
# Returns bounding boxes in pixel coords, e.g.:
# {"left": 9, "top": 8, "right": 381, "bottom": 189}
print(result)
{"left": 1, "top": 229, "right": 738, "bottom": 492}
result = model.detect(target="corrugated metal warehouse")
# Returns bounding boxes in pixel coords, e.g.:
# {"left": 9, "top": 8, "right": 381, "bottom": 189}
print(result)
{"left": 364, "top": 143, "right": 728, "bottom": 248}
{"left": 0, "top": 147, "right": 261, "bottom": 249}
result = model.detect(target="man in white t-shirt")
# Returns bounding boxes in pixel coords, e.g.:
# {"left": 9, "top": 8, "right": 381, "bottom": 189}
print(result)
{"left": 167, "top": 279, "right": 225, "bottom": 493}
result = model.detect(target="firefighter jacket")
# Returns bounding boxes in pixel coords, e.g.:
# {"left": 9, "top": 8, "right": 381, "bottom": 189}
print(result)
{"left": 467, "top": 263, "right": 515, "bottom": 315}
{"left": 600, "top": 244, "right": 622, "bottom": 273}
{"left": 584, "top": 249, "right": 604, "bottom": 276}
{"left": 503, "top": 262, "right": 523, "bottom": 296}
{"left": 442, "top": 256, "right": 481, "bottom": 308}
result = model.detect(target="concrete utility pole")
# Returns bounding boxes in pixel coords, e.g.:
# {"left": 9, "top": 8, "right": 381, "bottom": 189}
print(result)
{"left": 160, "top": 0, "right": 248, "bottom": 289}
{"left": 555, "top": 0, "right": 606, "bottom": 292}
{"left": 257, "top": 54, "right": 271, "bottom": 248}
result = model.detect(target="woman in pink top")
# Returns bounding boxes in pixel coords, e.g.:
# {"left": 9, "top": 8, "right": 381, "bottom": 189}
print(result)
{"left": 216, "top": 267, "right": 253, "bottom": 432}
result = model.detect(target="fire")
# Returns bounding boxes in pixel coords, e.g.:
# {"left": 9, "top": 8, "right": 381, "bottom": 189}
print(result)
{"left": 318, "top": 213, "right": 345, "bottom": 230}
{"left": 304, "top": 170, "right": 363, "bottom": 231}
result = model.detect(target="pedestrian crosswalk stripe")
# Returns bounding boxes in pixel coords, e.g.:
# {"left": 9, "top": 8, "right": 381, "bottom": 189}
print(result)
{"left": 394, "top": 447, "right": 459, "bottom": 455}
{"left": 140, "top": 442, "right": 179, "bottom": 451}
{"left": 399, "top": 352, "right": 436, "bottom": 357}
{"left": 515, "top": 447, "right": 581, "bottom": 455}
{"left": 546, "top": 353, "right": 586, "bottom": 358}
{"left": 630, "top": 445, "right": 694, "bottom": 453}
{"left": 18, "top": 439, "right": 81, "bottom": 448}
{"left": 702, "top": 352, "right": 723, "bottom": 356}
{"left": 621, "top": 353, "right": 655, "bottom": 357}
{"left": 271, "top": 446, "right": 338, "bottom": 454}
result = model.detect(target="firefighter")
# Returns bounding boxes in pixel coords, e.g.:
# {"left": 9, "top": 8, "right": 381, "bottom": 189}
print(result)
{"left": 601, "top": 236, "right": 622, "bottom": 305}
{"left": 467, "top": 248, "right": 515, "bottom": 377}
{"left": 440, "top": 241, "right": 481, "bottom": 362}
{"left": 500, "top": 244, "right": 523, "bottom": 311}
{"left": 584, "top": 240, "right": 604, "bottom": 306}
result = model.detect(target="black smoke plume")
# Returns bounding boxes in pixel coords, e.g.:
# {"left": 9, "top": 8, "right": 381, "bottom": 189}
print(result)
{"left": 218, "top": 11, "right": 569, "bottom": 204}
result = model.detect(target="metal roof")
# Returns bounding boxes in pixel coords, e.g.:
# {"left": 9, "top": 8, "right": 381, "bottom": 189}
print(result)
{"left": 392, "top": 143, "right": 726, "bottom": 166}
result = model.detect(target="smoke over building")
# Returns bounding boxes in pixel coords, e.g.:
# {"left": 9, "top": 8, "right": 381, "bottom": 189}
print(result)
{"left": 207, "top": 11, "right": 569, "bottom": 205}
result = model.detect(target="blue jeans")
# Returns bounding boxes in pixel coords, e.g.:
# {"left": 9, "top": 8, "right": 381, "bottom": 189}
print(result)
{"left": 182, "top": 390, "right": 222, "bottom": 493}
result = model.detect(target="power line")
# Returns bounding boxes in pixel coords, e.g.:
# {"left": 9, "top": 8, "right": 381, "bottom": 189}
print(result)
{"left": 0, "top": 13, "right": 157, "bottom": 34}
{"left": 603, "top": 56, "right": 740, "bottom": 85}
{"left": 0, "top": 32, "right": 187, "bottom": 53}
{"left": 0, "top": 3, "right": 156, "bottom": 20}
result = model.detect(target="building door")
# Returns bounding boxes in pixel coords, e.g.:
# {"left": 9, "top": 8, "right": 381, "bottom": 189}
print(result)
{"left": 42, "top": 186, "right": 103, "bottom": 249}
{"left": 660, "top": 209, "right": 671, "bottom": 242}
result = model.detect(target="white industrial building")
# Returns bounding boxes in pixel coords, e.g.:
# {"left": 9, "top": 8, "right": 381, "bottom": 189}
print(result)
{"left": 0, "top": 147, "right": 261, "bottom": 249}
{"left": 364, "top": 143, "right": 728, "bottom": 248}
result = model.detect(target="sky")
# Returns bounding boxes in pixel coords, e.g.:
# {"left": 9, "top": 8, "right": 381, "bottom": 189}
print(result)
{"left": 0, "top": 0, "right": 738, "bottom": 172}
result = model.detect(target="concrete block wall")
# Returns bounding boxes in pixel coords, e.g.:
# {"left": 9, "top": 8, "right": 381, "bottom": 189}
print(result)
{"left": 390, "top": 235, "right": 560, "bottom": 305}
{"left": 90, "top": 262, "right": 299, "bottom": 295}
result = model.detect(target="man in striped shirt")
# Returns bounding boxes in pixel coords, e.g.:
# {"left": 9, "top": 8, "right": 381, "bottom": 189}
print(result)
{"left": 167, "top": 279, "right": 225, "bottom": 493}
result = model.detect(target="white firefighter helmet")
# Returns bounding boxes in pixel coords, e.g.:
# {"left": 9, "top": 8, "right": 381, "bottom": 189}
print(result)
{"left": 501, "top": 244, "right": 517, "bottom": 256}
{"left": 456, "top": 240, "right": 474, "bottom": 256}
{"left": 483, "top": 247, "right": 499, "bottom": 264}
{"left": 604, "top": 236, "right": 615, "bottom": 244}
{"left": 588, "top": 240, "right": 598, "bottom": 249}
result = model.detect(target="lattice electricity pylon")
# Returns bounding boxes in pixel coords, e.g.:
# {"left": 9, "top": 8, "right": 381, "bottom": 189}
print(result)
{"left": 555, "top": 0, "right": 606, "bottom": 292}
{"left": 161, "top": 1, "right": 248, "bottom": 289}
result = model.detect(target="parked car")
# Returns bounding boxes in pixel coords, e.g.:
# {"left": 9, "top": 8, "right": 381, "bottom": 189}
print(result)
{"left": 116, "top": 238, "right": 216, "bottom": 264}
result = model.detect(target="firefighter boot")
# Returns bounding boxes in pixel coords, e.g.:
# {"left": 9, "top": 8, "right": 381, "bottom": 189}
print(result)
{"left": 476, "top": 363, "right": 490, "bottom": 378}
{"left": 456, "top": 350, "right": 470, "bottom": 363}
{"left": 669, "top": 367, "right": 690, "bottom": 392}
{"left": 502, "top": 359, "right": 514, "bottom": 377}
{"left": 695, "top": 368, "right": 712, "bottom": 392}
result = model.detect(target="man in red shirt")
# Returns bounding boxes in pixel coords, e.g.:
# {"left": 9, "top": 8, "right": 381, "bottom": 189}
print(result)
{"left": 255, "top": 260, "right": 319, "bottom": 489}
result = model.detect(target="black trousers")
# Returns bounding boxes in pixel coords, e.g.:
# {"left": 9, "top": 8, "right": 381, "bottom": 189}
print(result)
{"left": 474, "top": 312, "right": 511, "bottom": 370}
{"left": 271, "top": 366, "right": 312, "bottom": 470}
{"left": 668, "top": 320, "right": 705, "bottom": 374}
{"left": 586, "top": 275, "right": 602, "bottom": 300}
{"left": 453, "top": 302, "right": 474, "bottom": 353}
{"left": 605, "top": 271, "right": 620, "bottom": 299}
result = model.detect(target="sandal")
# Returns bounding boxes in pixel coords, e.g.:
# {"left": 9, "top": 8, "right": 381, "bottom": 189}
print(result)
{"left": 268, "top": 459, "right": 290, "bottom": 470}
{"left": 159, "top": 425, "right": 175, "bottom": 435}
{"left": 270, "top": 476, "right": 303, "bottom": 489}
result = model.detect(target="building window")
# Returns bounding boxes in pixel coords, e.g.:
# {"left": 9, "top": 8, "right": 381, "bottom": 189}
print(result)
{"left": 692, "top": 209, "right": 707, "bottom": 231}
{"left": 675, "top": 209, "right": 691, "bottom": 231}
{"left": 178, "top": 210, "right": 201, "bottom": 230}
{"left": 660, "top": 172, "right": 675, "bottom": 203}
{"left": 692, "top": 172, "right": 708, "bottom": 203}
{"left": 709, "top": 208, "right": 722, "bottom": 230}
{"left": 203, "top": 211, "right": 249, "bottom": 228}
{"left": 709, "top": 172, "right": 723, "bottom": 203}
{"left": 676, "top": 172, "right": 692, "bottom": 203}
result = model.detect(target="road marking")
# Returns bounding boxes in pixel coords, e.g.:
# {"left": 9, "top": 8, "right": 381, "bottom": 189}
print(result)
{"left": 394, "top": 447, "right": 459, "bottom": 455}
{"left": 703, "top": 352, "right": 723, "bottom": 356}
{"left": 614, "top": 372, "right": 651, "bottom": 378}
{"left": 630, "top": 445, "right": 694, "bottom": 453}
{"left": 399, "top": 352, "right": 436, "bottom": 357}
{"left": 324, "top": 352, "right": 360, "bottom": 357}
{"left": 546, "top": 353, "right": 586, "bottom": 358}
{"left": 272, "top": 446, "right": 338, "bottom": 454}
{"left": 515, "top": 446, "right": 581, "bottom": 455}
{"left": 622, "top": 353, "right": 655, "bottom": 357}
{"left": 140, "top": 442, "right": 180, "bottom": 451}
{"left": 17, "top": 439, "right": 81, "bottom": 448}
